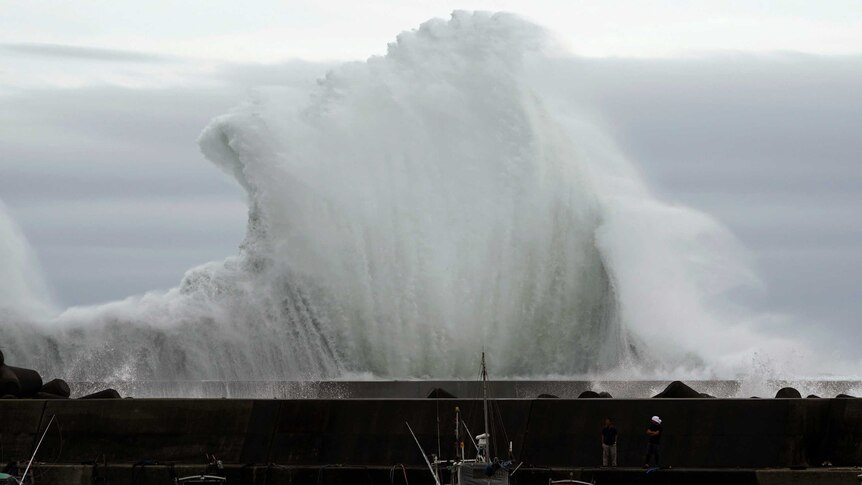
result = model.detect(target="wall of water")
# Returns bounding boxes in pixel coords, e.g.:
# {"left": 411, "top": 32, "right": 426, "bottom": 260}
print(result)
{"left": 0, "top": 12, "right": 789, "bottom": 384}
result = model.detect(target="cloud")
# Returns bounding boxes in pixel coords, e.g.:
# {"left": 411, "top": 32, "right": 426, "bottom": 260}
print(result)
{"left": 16, "top": 196, "right": 247, "bottom": 306}
{"left": 0, "top": 81, "right": 253, "bottom": 306}
{"left": 1, "top": 42, "right": 169, "bottom": 62}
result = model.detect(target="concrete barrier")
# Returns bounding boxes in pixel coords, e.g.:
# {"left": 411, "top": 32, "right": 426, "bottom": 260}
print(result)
{"left": 0, "top": 399, "right": 46, "bottom": 458}
{"left": 36, "top": 400, "right": 255, "bottom": 462}
{"left": 1, "top": 398, "right": 860, "bottom": 469}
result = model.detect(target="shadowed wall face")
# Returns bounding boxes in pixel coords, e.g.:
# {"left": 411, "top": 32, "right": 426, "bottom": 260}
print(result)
{"left": 5, "top": 399, "right": 861, "bottom": 468}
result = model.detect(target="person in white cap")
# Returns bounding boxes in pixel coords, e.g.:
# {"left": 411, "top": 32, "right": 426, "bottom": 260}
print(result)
{"left": 644, "top": 415, "right": 662, "bottom": 468}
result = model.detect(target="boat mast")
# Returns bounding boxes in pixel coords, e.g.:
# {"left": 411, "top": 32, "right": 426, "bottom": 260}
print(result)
{"left": 481, "top": 351, "right": 491, "bottom": 463}
{"left": 455, "top": 406, "right": 462, "bottom": 461}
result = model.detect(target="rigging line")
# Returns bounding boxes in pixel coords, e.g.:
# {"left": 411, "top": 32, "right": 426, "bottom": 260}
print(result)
{"left": 493, "top": 399, "right": 509, "bottom": 447}
{"left": 461, "top": 421, "right": 479, "bottom": 453}
{"left": 492, "top": 407, "right": 505, "bottom": 459}
{"left": 487, "top": 380, "right": 498, "bottom": 446}
{"left": 405, "top": 422, "right": 441, "bottom": 485}
{"left": 517, "top": 399, "right": 535, "bottom": 467}
{"left": 22, "top": 414, "right": 56, "bottom": 484}
{"left": 51, "top": 417, "right": 64, "bottom": 463}
{"left": 485, "top": 369, "right": 509, "bottom": 459}
{"left": 27, "top": 401, "right": 48, "bottom": 460}
{"left": 388, "top": 464, "right": 409, "bottom": 485}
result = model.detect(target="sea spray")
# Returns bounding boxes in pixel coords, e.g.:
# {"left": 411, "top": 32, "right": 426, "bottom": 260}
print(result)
{"left": 0, "top": 201, "right": 54, "bottom": 321}
{"left": 0, "top": 12, "right": 790, "bottom": 382}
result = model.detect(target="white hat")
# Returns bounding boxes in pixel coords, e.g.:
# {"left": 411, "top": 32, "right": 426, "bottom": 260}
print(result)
{"left": 651, "top": 416, "right": 662, "bottom": 424}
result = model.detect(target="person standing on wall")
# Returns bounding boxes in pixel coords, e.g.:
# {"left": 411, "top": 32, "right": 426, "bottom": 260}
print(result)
{"left": 601, "top": 418, "right": 618, "bottom": 467}
{"left": 644, "top": 415, "right": 662, "bottom": 468}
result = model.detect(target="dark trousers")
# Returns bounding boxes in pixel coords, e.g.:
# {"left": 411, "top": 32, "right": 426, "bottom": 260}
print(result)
{"left": 645, "top": 443, "right": 660, "bottom": 466}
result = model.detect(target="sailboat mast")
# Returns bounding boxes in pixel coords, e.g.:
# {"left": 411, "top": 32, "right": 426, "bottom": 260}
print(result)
{"left": 481, "top": 351, "right": 491, "bottom": 463}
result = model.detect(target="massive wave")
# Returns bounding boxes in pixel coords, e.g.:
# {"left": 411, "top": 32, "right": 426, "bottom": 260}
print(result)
{"left": 0, "top": 12, "right": 789, "bottom": 382}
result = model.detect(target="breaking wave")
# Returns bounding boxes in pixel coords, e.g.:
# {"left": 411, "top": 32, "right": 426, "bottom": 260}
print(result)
{"left": 0, "top": 12, "right": 795, "bottom": 382}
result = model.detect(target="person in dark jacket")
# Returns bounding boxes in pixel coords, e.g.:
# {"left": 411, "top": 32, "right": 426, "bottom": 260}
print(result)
{"left": 644, "top": 415, "right": 662, "bottom": 468}
{"left": 601, "top": 418, "right": 618, "bottom": 466}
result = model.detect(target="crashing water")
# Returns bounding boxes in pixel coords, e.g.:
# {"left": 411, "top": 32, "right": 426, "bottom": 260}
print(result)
{"left": 0, "top": 201, "right": 55, "bottom": 321}
{"left": 0, "top": 12, "right": 797, "bottom": 383}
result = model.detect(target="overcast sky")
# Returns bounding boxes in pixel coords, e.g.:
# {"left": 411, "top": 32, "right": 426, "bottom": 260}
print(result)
{"left": 2, "top": 1, "right": 862, "bottom": 359}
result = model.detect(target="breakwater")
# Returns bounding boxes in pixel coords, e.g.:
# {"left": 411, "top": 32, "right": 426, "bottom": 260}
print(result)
{"left": 66, "top": 379, "right": 862, "bottom": 399}
{"left": 2, "top": 397, "right": 861, "bottom": 473}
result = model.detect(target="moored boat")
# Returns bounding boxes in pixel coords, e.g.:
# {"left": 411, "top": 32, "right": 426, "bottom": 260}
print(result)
{"left": 408, "top": 353, "right": 517, "bottom": 485}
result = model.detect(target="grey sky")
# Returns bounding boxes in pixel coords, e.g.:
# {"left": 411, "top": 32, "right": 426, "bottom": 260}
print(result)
{"left": 3, "top": 1, "right": 861, "bottom": 62}
{"left": 0, "top": 83, "right": 248, "bottom": 304}
{"left": 1, "top": 4, "right": 861, "bottom": 361}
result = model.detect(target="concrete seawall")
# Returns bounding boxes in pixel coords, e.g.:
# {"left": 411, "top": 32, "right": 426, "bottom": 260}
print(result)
{"left": 66, "top": 379, "right": 862, "bottom": 399}
{"left": 2, "top": 398, "right": 861, "bottom": 470}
